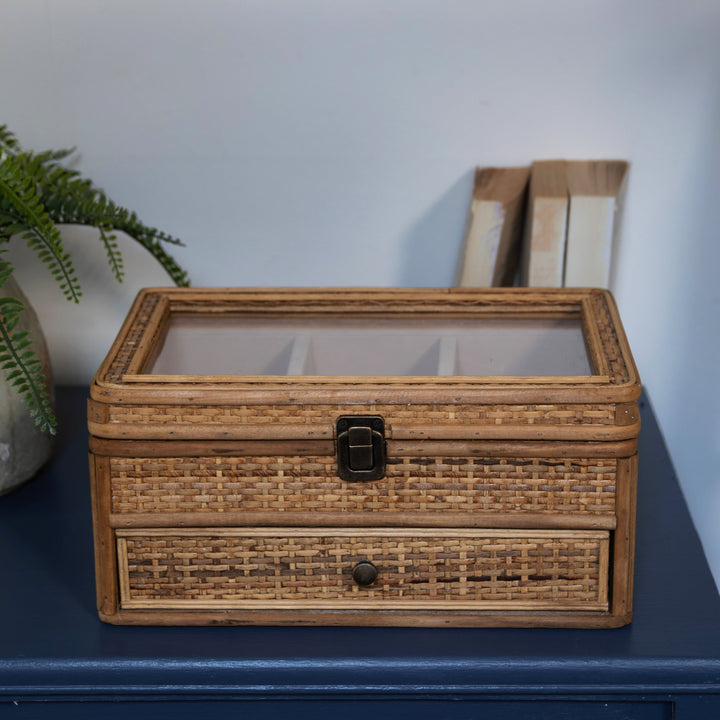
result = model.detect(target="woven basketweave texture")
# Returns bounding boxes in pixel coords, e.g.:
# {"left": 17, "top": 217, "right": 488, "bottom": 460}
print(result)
{"left": 590, "top": 292, "right": 630, "bottom": 384}
{"left": 110, "top": 455, "right": 616, "bottom": 516}
{"left": 106, "top": 293, "right": 161, "bottom": 383}
{"left": 119, "top": 532, "right": 606, "bottom": 605}
{"left": 106, "top": 403, "right": 617, "bottom": 427}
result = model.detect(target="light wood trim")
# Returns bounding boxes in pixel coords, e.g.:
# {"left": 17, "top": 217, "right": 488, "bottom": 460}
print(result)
{"left": 123, "top": 295, "right": 170, "bottom": 377}
{"left": 388, "top": 438, "right": 637, "bottom": 458}
{"left": 148, "top": 286, "right": 597, "bottom": 315}
{"left": 88, "top": 452, "right": 103, "bottom": 613}
{"left": 120, "top": 598, "right": 608, "bottom": 613}
{"left": 116, "top": 537, "right": 131, "bottom": 606}
{"left": 89, "top": 453, "right": 119, "bottom": 617}
{"left": 93, "top": 286, "right": 595, "bottom": 391}
{"left": 88, "top": 421, "right": 332, "bottom": 441}
{"left": 137, "top": 286, "right": 594, "bottom": 299}
{"left": 93, "top": 288, "right": 155, "bottom": 387}
{"left": 109, "top": 511, "right": 617, "bottom": 531}
{"left": 581, "top": 296, "right": 610, "bottom": 377}
{"left": 88, "top": 419, "right": 641, "bottom": 443}
{"left": 612, "top": 453, "right": 638, "bottom": 617}
{"left": 597, "top": 535, "right": 611, "bottom": 608}
{"left": 389, "top": 423, "right": 640, "bottom": 442}
{"left": 88, "top": 435, "right": 636, "bottom": 459}
{"left": 89, "top": 436, "right": 336, "bottom": 457}
{"left": 87, "top": 398, "right": 109, "bottom": 425}
{"left": 91, "top": 287, "right": 641, "bottom": 404}
{"left": 116, "top": 526, "right": 610, "bottom": 540}
{"left": 121, "top": 373, "right": 609, "bottom": 385}
{"left": 615, "top": 402, "right": 640, "bottom": 426}
{"left": 603, "top": 290, "right": 641, "bottom": 387}
{"left": 101, "top": 608, "right": 629, "bottom": 628}
{"left": 91, "top": 382, "right": 642, "bottom": 405}
{"left": 164, "top": 306, "right": 584, "bottom": 320}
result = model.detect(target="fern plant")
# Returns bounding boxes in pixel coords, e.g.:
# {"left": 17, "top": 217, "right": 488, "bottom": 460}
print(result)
{"left": 0, "top": 125, "right": 189, "bottom": 434}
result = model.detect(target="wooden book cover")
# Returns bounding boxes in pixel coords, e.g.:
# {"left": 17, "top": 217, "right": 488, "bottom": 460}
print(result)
{"left": 457, "top": 166, "right": 530, "bottom": 287}
{"left": 520, "top": 161, "right": 568, "bottom": 287}
{"left": 564, "top": 160, "right": 629, "bottom": 288}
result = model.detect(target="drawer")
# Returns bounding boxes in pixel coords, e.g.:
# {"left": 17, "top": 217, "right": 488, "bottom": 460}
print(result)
{"left": 116, "top": 528, "right": 610, "bottom": 613}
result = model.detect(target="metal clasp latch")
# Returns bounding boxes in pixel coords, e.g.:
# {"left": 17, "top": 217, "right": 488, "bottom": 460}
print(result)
{"left": 336, "top": 416, "right": 386, "bottom": 482}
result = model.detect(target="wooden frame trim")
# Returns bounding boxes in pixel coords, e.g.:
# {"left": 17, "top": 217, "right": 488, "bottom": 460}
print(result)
{"left": 100, "top": 608, "right": 630, "bottom": 628}
{"left": 611, "top": 453, "right": 638, "bottom": 618}
{"left": 88, "top": 454, "right": 119, "bottom": 618}
{"left": 109, "top": 511, "right": 618, "bottom": 531}
{"left": 89, "top": 287, "right": 640, "bottom": 405}
{"left": 123, "top": 295, "right": 170, "bottom": 377}
{"left": 580, "top": 296, "right": 610, "bottom": 377}
{"left": 88, "top": 419, "right": 641, "bottom": 443}
{"left": 119, "top": 598, "right": 609, "bottom": 613}
{"left": 89, "top": 436, "right": 637, "bottom": 458}
{"left": 91, "top": 383, "right": 642, "bottom": 405}
{"left": 121, "top": 373, "right": 609, "bottom": 386}
{"left": 121, "top": 292, "right": 608, "bottom": 387}
{"left": 114, "top": 526, "right": 611, "bottom": 540}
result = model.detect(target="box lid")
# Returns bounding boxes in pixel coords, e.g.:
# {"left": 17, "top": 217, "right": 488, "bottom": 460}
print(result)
{"left": 89, "top": 288, "right": 640, "bottom": 443}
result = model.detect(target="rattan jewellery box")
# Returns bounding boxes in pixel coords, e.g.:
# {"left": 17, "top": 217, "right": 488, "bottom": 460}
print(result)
{"left": 88, "top": 287, "right": 641, "bottom": 628}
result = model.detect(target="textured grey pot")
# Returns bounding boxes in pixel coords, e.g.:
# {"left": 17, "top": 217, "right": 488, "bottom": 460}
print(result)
{"left": 0, "top": 277, "right": 54, "bottom": 496}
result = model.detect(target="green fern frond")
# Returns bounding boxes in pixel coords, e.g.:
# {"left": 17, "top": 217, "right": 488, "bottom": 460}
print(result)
{"left": 0, "top": 125, "right": 190, "bottom": 434}
{"left": 40, "top": 180, "right": 189, "bottom": 286}
{"left": 98, "top": 225, "right": 125, "bottom": 283}
{"left": 0, "top": 156, "right": 82, "bottom": 302}
{"left": 0, "top": 260, "right": 56, "bottom": 435}
{"left": 0, "top": 125, "right": 20, "bottom": 154}
{"left": 3, "top": 142, "right": 190, "bottom": 287}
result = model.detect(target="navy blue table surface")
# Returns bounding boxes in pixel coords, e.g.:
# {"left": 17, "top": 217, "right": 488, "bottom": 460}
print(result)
{"left": 1, "top": 387, "right": 719, "bottom": 719}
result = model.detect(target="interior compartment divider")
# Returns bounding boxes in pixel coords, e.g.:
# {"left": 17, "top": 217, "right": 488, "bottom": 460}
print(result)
{"left": 438, "top": 336, "right": 458, "bottom": 376}
{"left": 287, "top": 335, "right": 311, "bottom": 375}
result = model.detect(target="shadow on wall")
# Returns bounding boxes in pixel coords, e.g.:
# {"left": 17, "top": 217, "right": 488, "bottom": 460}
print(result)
{"left": 397, "top": 169, "right": 474, "bottom": 287}
{"left": 659, "top": 87, "right": 720, "bottom": 589}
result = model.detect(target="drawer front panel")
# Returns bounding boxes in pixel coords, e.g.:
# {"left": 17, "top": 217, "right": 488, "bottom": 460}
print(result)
{"left": 117, "top": 528, "right": 609, "bottom": 612}
{"left": 110, "top": 455, "right": 616, "bottom": 518}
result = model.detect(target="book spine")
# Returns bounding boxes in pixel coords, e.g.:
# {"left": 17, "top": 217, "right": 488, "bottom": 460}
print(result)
{"left": 564, "top": 196, "right": 615, "bottom": 288}
{"left": 521, "top": 195, "right": 568, "bottom": 287}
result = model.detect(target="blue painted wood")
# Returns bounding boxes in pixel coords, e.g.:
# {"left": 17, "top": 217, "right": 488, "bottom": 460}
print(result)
{"left": 0, "top": 698, "right": 675, "bottom": 719}
{"left": 0, "top": 387, "right": 718, "bottom": 718}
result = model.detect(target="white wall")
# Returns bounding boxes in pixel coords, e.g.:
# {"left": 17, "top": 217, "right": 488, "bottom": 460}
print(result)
{"left": 2, "top": 1, "right": 720, "bottom": 588}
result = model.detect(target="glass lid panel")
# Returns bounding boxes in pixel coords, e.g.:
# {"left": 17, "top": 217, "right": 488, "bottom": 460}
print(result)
{"left": 144, "top": 315, "right": 593, "bottom": 377}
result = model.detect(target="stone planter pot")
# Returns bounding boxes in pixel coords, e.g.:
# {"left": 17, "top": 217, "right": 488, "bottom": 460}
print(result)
{"left": 0, "top": 277, "right": 54, "bottom": 495}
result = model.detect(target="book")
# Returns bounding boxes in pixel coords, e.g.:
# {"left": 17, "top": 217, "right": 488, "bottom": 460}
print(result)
{"left": 519, "top": 160, "right": 568, "bottom": 287}
{"left": 564, "top": 160, "right": 629, "bottom": 288}
{"left": 457, "top": 166, "right": 530, "bottom": 287}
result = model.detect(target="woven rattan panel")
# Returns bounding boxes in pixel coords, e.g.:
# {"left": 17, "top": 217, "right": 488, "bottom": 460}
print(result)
{"left": 590, "top": 292, "right": 630, "bottom": 383}
{"left": 110, "top": 456, "right": 617, "bottom": 517}
{"left": 106, "top": 293, "right": 161, "bottom": 383}
{"left": 117, "top": 529, "right": 609, "bottom": 610}
{"left": 106, "top": 403, "right": 617, "bottom": 426}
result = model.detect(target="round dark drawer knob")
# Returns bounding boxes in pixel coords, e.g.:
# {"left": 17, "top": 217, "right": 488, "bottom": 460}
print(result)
{"left": 352, "top": 561, "right": 378, "bottom": 586}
